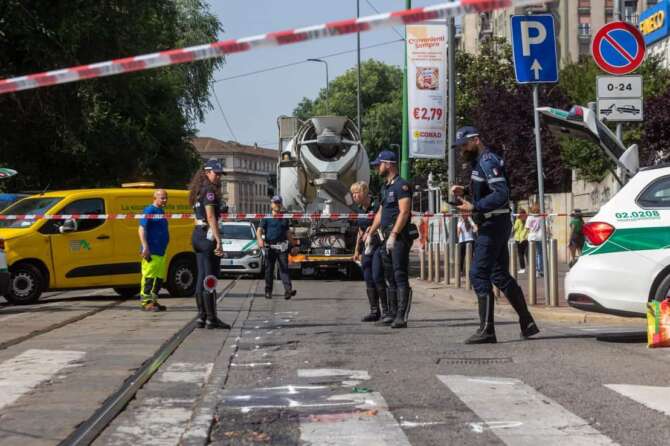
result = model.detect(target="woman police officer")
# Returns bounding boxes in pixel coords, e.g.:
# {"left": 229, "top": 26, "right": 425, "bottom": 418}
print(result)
{"left": 188, "top": 158, "right": 230, "bottom": 329}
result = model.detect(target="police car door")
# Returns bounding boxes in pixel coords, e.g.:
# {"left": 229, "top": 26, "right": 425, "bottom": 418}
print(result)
{"left": 45, "top": 197, "right": 115, "bottom": 287}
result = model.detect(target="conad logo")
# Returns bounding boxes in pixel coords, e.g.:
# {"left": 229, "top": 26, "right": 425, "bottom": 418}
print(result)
{"left": 640, "top": 10, "right": 665, "bottom": 36}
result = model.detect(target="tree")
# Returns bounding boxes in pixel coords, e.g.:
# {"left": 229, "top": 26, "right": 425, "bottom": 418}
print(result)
{"left": 0, "top": 0, "right": 222, "bottom": 191}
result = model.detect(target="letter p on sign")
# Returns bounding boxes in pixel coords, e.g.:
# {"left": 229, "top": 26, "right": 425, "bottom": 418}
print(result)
{"left": 520, "top": 21, "right": 547, "bottom": 56}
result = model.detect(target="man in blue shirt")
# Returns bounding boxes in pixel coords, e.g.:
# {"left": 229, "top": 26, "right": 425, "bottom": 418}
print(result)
{"left": 138, "top": 189, "right": 170, "bottom": 311}
{"left": 451, "top": 127, "right": 539, "bottom": 344}
{"left": 257, "top": 196, "right": 298, "bottom": 300}
{"left": 366, "top": 150, "right": 413, "bottom": 329}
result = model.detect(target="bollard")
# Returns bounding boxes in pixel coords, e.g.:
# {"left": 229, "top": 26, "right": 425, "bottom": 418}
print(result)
{"left": 419, "top": 248, "right": 426, "bottom": 280}
{"left": 465, "top": 243, "right": 473, "bottom": 290}
{"left": 443, "top": 243, "right": 451, "bottom": 285}
{"left": 427, "top": 242, "right": 434, "bottom": 282}
{"left": 433, "top": 243, "right": 441, "bottom": 283}
{"left": 528, "top": 241, "right": 537, "bottom": 305}
{"left": 455, "top": 242, "right": 462, "bottom": 288}
{"left": 549, "top": 238, "right": 559, "bottom": 307}
{"left": 509, "top": 240, "right": 518, "bottom": 281}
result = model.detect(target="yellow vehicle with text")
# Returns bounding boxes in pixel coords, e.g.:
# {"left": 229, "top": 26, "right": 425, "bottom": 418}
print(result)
{"left": 0, "top": 187, "right": 196, "bottom": 304}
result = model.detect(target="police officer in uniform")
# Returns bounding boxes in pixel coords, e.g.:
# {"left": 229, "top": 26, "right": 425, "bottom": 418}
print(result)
{"left": 367, "top": 151, "right": 412, "bottom": 329}
{"left": 188, "top": 158, "right": 230, "bottom": 329}
{"left": 451, "top": 127, "right": 539, "bottom": 344}
{"left": 257, "top": 195, "right": 298, "bottom": 300}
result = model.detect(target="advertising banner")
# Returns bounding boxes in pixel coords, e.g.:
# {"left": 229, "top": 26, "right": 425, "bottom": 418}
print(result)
{"left": 407, "top": 24, "right": 447, "bottom": 159}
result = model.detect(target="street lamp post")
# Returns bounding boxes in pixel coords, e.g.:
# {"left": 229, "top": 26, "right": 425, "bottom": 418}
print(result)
{"left": 307, "top": 58, "right": 329, "bottom": 113}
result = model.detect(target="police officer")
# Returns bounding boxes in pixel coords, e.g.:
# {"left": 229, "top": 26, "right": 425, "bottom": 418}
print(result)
{"left": 257, "top": 195, "right": 298, "bottom": 300}
{"left": 188, "top": 158, "right": 230, "bottom": 329}
{"left": 351, "top": 181, "right": 388, "bottom": 322}
{"left": 366, "top": 151, "right": 412, "bottom": 329}
{"left": 451, "top": 127, "right": 539, "bottom": 344}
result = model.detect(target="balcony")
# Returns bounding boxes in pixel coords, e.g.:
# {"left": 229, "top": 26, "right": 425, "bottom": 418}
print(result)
{"left": 578, "top": 23, "right": 592, "bottom": 41}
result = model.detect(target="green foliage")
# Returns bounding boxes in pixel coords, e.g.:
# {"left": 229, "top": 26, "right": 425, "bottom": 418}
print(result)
{"left": 0, "top": 0, "right": 222, "bottom": 190}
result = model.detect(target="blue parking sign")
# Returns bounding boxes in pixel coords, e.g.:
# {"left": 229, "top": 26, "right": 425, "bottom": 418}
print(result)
{"left": 511, "top": 15, "right": 559, "bottom": 84}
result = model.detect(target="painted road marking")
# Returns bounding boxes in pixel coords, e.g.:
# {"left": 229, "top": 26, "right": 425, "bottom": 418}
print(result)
{"left": 103, "top": 362, "right": 212, "bottom": 445}
{"left": 438, "top": 375, "right": 618, "bottom": 445}
{"left": 0, "top": 349, "right": 85, "bottom": 411}
{"left": 298, "top": 368, "right": 371, "bottom": 381}
{"left": 606, "top": 384, "right": 670, "bottom": 416}
{"left": 300, "top": 392, "right": 412, "bottom": 446}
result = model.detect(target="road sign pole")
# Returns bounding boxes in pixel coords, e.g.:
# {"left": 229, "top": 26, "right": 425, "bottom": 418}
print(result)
{"left": 532, "top": 84, "right": 550, "bottom": 301}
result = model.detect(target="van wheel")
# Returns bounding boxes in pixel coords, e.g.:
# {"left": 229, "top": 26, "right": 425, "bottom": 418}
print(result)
{"left": 6, "top": 264, "right": 44, "bottom": 305}
{"left": 167, "top": 258, "right": 196, "bottom": 297}
{"left": 652, "top": 272, "right": 670, "bottom": 302}
{"left": 114, "top": 287, "right": 140, "bottom": 298}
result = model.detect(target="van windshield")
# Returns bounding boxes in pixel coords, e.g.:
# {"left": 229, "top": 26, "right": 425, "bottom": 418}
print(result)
{"left": 220, "top": 224, "right": 254, "bottom": 240}
{"left": 0, "top": 197, "right": 63, "bottom": 229}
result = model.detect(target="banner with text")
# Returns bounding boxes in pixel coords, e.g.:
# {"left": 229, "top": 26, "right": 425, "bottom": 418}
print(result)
{"left": 407, "top": 24, "right": 447, "bottom": 159}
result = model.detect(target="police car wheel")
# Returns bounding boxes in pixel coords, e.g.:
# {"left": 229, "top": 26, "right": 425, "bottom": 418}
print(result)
{"left": 6, "top": 264, "right": 43, "bottom": 305}
{"left": 652, "top": 272, "right": 670, "bottom": 302}
{"left": 167, "top": 258, "right": 196, "bottom": 297}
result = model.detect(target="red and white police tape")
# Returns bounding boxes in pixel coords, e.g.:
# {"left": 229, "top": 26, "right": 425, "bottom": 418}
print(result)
{"left": 0, "top": 0, "right": 546, "bottom": 95}
{"left": 0, "top": 212, "right": 571, "bottom": 221}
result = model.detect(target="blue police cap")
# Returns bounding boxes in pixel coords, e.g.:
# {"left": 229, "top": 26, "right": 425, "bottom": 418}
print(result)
{"left": 371, "top": 150, "right": 398, "bottom": 166}
{"left": 204, "top": 158, "right": 225, "bottom": 174}
{"left": 453, "top": 126, "right": 480, "bottom": 147}
{"left": 271, "top": 195, "right": 283, "bottom": 204}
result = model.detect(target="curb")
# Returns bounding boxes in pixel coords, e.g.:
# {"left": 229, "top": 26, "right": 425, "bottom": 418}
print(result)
{"left": 411, "top": 279, "right": 644, "bottom": 326}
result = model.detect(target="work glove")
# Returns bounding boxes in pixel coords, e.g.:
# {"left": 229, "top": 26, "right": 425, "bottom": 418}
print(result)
{"left": 386, "top": 233, "right": 397, "bottom": 253}
{"left": 364, "top": 235, "right": 373, "bottom": 255}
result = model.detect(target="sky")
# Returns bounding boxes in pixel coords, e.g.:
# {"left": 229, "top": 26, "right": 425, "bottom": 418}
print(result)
{"left": 197, "top": 0, "right": 441, "bottom": 149}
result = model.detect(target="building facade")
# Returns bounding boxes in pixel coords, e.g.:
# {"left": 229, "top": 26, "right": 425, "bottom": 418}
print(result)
{"left": 460, "top": 0, "right": 661, "bottom": 64}
{"left": 191, "top": 138, "right": 277, "bottom": 214}
{"left": 640, "top": 0, "right": 670, "bottom": 68}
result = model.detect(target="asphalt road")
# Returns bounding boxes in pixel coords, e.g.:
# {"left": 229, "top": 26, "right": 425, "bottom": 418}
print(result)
{"left": 0, "top": 278, "right": 667, "bottom": 446}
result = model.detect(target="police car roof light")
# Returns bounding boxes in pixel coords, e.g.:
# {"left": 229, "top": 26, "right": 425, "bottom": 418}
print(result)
{"left": 583, "top": 221, "right": 615, "bottom": 246}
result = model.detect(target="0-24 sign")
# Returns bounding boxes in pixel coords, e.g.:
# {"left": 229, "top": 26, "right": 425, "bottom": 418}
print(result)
{"left": 597, "top": 75, "right": 642, "bottom": 99}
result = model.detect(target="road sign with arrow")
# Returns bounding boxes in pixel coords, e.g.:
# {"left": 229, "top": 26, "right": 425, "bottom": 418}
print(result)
{"left": 511, "top": 14, "right": 559, "bottom": 84}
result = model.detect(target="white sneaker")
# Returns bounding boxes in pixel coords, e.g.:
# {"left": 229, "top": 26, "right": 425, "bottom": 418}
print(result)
{"left": 518, "top": 269, "right": 526, "bottom": 274}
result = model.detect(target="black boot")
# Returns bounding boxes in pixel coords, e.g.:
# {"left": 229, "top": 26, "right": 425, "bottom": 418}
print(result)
{"left": 391, "top": 288, "right": 412, "bottom": 329}
{"left": 503, "top": 282, "right": 540, "bottom": 339}
{"left": 195, "top": 291, "right": 206, "bottom": 328}
{"left": 204, "top": 291, "right": 231, "bottom": 329}
{"left": 377, "top": 287, "right": 390, "bottom": 320}
{"left": 284, "top": 288, "right": 296, "bottom": 300}
{"left": 465, "top": 292, "right": 497, "bottom": 344}
{"left": 376, "top": 289, "right": 397, "bottom": 325}
{"left": 362, "top": 288, "right": 381, "bottom": 322}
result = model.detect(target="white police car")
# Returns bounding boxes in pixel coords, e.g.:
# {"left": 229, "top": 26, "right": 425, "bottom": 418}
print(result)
{"left": 220, "top": 222, "right": 263, "bottom": 275}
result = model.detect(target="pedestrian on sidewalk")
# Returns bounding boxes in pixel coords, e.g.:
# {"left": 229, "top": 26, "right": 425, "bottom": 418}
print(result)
{"left": 189, "top": 158, "right": 231, "bottom": 329}
{"left": 257, "top": 195, "right": 298, "bottom": 300}
{"left": 451, "top": 126, "right": 539, "bottom": 344}
{"left": 457, "top": 215, "right": 476, "bottom": 276}
{"left": 513, "top": 208, "right": 529, "bottom": 273}
{"left": 526, "top": 203, "right": 544, "bottom": 277}
{"left": 569, "top": 209, "right": 585, "bottom": 267}
{"left": 351, "top": 181, "right": 388, "bottom": 322}
{"left": 366, "top": 150, "right": 413, "bottom": 329}
{"left": 138, "top": 189, "right": 169, "bottom": 312}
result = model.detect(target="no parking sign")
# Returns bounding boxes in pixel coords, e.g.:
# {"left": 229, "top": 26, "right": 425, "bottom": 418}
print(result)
{"left": 592, "top": 21, "right": 646, "bottom": 75}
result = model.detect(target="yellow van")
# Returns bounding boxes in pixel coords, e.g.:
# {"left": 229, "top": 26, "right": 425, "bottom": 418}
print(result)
{"left": 0, "top": 187, "right": 196, "bottom": 304}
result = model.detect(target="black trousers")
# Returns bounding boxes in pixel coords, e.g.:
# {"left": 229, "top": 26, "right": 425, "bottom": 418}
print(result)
{"left": 264, "top": 248, "right": 292, "bottom": 293}
{"left": 192, "top": 227, "right": 220, "bottom": 320}
{"left": 380, "top": 235, "right": 410, "bottom": 291}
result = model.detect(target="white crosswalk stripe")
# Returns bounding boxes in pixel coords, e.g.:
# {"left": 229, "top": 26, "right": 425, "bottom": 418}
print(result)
{"left": 0, "top": 349, "right": 85, "bottom": 411}
{"left": 438, "top": 375, "right": 619, "bottom": 446}
{"left": 605, "top": 384, "right": 670, "bottom": 416}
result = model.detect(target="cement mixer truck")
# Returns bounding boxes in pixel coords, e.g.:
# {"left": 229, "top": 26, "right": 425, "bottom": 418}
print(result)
{"left": 276, "top": 116, "right": 370, "bottom": 277}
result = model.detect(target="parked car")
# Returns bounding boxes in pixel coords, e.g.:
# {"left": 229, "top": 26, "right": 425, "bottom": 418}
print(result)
{"left": 220, "top": 221, "right": 263, "bottom": 275}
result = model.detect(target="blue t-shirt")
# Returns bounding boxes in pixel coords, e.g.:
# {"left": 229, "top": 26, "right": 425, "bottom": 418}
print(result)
{"left": 139, "top": 204, "right": 169, "bottom": 256}
{"left": 380, "top": 175, "right": 411, "bottom": 227}
{"left": 260, "top": 218, "right": 289, "bottom": 243}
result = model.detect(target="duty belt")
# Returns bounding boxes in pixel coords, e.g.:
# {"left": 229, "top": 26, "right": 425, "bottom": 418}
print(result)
{"left": 482, "top": 209, "right": 510, "bottom": 219}
{"left": 195, "top": 219, "right": 208, "bottom": 226}
{"left": 267, "top": 241, "right": 289, "bottom": 252}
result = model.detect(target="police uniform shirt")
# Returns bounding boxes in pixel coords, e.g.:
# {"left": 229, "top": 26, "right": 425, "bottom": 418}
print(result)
{"left": 380, "top": 175, "right": 411, "bottom": 228}
{"left": 260, "top": 218, "right": 290, "bottom": 243}
{"left": 470, "top": 148, "right": 510, "bottom": 213}
{"left": 194, "top": 183, "right": 221, "bottom": 223}
{"left": 353, "top": 198, "right": 379, "bottom": 232}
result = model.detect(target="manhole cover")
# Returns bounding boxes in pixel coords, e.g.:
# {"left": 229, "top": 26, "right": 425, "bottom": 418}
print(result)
{"left": 436, "top": 357, "right": 513, "bottom": 365}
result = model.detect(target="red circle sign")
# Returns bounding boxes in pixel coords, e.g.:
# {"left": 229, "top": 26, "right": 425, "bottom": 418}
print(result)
{"left": 592, "top": 21, "right": 646, "bottom": 75}
{"left": 203, "top": 275, "right": 218, "bottom": 292}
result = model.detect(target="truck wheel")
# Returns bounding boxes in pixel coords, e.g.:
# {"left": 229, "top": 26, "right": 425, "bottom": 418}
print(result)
{"left": 6, "top": 264, "right": 44, "bottom": 305}
{"left": 167, "top": 257, "right": 196, "bottom": 297}
{"left": 113, "top": 287, "right": 140, "bottom": 298}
